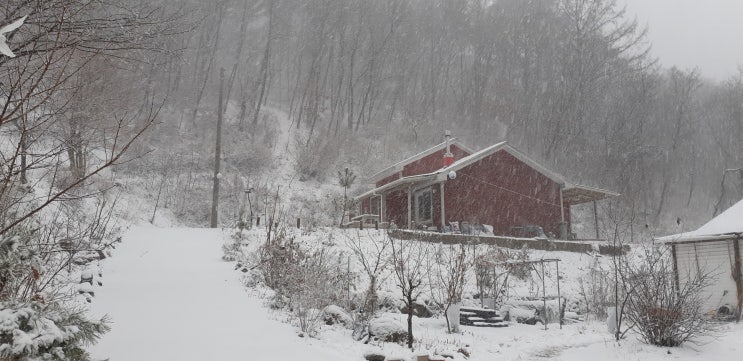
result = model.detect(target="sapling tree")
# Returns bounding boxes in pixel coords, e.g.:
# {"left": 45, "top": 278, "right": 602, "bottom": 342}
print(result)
{"left": 389, "top": 235, "right": 428, "bottom": 349}
{"left": 345, "top": 230, "right": 389, "bottom": 320}
{"left": 428, "top": 243, "right": 469, "bottom": 333}
{"left": 338, "top": 167, "right": 357, "bottom": 226}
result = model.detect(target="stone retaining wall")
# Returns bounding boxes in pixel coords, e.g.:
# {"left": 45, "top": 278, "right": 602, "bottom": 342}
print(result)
{"left": 388, "top": 230, "right": 629, "bottom": 256}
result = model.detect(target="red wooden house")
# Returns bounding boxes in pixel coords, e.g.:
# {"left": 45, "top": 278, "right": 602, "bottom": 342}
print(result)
{"left": 353, "top": 134, "right": 618, "bottom": 239}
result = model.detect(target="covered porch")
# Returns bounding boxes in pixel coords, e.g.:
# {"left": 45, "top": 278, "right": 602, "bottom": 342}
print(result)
{"left": 352, "top": 175, "right": 619, "bottom": 240}
{"left": 560, "top": 184, "right": 620, "bottom": 241}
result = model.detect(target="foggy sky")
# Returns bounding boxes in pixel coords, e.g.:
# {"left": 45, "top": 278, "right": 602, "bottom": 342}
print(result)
{"left": 620, "top": 0, "right": 743, "bottom": 81}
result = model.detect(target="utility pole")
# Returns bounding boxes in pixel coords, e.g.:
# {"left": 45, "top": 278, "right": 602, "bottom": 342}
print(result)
{"left": 210, "top": 68, "right": 225, "bottom": 228}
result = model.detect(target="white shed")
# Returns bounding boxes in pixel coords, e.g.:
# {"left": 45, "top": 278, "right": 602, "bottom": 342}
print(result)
{"left": 657, "top": 198, "right": 743, "bottom": 318}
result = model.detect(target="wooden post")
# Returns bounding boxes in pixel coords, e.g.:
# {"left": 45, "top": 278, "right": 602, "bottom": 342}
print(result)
{"left": 440, "top": 182, "right": 446, "bottom": 230}
{"left": 380, "top": 192, "right": 386, "bottom": 224}
{"left": 210, "top": 68, "right": 225, "bottom": 228}
{"left": 556, "top": 260, "right": 562, "bottom": 329}
{"left": 407, "top": 187, "right": 412, "bottom": 229}
{"left": 541, "top": 260, "right": 547, "bottom": 330}
{"left": 559, "top": 187, "right": 566, "bottom": 239}
{"left": 593, "top": 200, "right": 600, "bottom": 240}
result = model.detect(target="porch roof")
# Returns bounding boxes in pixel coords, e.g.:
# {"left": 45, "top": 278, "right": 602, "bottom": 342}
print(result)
{"left": 561, "top": 184, "right": 620, "bottom": 205}
{"left": 353, "top": 173, "right": 436, "bottom": 200}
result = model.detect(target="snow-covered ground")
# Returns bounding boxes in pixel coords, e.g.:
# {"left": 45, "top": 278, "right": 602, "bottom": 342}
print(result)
{"left": 87, "top": 225, "right": 743, "bottom": 361}
{"left": 88, "top": 226, "right": 348, "bottom": 361}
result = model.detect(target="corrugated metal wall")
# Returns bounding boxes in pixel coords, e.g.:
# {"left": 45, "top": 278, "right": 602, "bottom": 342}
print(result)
{"left": 675, "top": 240, "right": 738, "bottom": 313}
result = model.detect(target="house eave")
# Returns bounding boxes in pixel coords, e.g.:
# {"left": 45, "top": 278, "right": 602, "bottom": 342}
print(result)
{"left": 657, "top": 233, "right": 742, "bottom": 245}
{"left": 354, "top": 173, "right": 437, "bottom": 201}
{"left": 367, "top": 138, "right": 474, "bottom": 183}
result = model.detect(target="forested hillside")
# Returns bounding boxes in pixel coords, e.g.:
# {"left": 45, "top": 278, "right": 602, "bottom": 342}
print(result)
{"left": 4, "top": 0, "right": 743, "bottom": 239}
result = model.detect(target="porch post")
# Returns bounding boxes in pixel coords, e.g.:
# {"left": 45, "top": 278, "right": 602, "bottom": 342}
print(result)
{"left": 559, "top": 186, "right": 567, "bottom": 240}
{"left": 407, "top": 187, "right": 412, "bottom": 229}
{"left": 440, "top": 182, "right": 446, "bottom": 229}
{"left": 593, "top": 200, "right": 600, "bottom": 240}
{"left": 380, "top": 192, "right": 386, "bottom": 224}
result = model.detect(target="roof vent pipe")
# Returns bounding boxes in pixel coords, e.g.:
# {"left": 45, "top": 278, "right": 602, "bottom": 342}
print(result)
{"left": 443, "top": 130, "right": 454, "bottom": 167}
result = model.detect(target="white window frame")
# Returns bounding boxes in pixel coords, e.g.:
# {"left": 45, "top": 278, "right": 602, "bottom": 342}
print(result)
{"left": 414, "top": 187, "right": 433, "bottom": 224}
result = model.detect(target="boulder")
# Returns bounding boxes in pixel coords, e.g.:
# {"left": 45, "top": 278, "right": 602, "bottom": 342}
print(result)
{"left": 363, "top": 350, "right": 386, "bottom": 361}
{"left": 368, "top": 317, "right": 408, "bottom": 344}
{"left": 323, "top": 305, "right": 353, "bottom": 327}
{"left": 400, "top": 301, "right": 433, "bottom": 318}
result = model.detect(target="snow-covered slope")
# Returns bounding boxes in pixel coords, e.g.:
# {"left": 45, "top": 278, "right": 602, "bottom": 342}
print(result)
{"left": 88, "top": 225, "right": 743, "bottom": 361}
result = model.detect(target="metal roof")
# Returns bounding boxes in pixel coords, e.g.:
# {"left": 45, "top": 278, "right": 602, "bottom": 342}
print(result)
{"left": 367, "top": 138, "right": 475, "bottom": 183}
{"left": 354, "top": 141, "right": 619, "bottom": 204}
{"left": 658, "top": 197, "right": 743, "bottom": 244}
{"left": 561, "top": 185, "right": 620, "bottom": 205}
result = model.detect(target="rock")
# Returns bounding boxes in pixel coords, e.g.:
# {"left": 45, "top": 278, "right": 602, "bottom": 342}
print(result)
{"left": 400, "top": 301, "right": 433, "bottom": 318}
{"left": 363, "top": 350, "right": 386, "bottom": 361}
{"left": 368, "top": 317, "right": 408, "bottom": 344}
{"left": 323, "top": 305, "right": 353, "bottom": 327}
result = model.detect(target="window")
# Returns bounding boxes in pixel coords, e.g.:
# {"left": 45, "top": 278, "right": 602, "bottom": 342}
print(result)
{"left": 415, "top": 187, "right": 432, "bottom": 224}
{"left": 370, "top": 196, "right": 380, "bottom": 215}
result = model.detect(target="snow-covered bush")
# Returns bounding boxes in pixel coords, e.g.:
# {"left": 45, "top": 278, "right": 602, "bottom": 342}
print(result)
{"left": 622, "top": 248, "right": 716, "bottom": 347}
{"left": 322, "top": 305, "right": 353, "bottom": 327}
{"left": 577, "top": 255, "right": 612, "bottom": 319}
{"left": 367, "top": 317, "right": 407, "bottom": 344}
{"left": 258, "top": 229, "right": 355, "bottom": 336}
{"left": 0, "top": 301, "right": 110, "bottom": 361}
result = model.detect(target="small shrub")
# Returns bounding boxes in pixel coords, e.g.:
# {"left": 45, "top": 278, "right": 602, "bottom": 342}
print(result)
{"left": 0, "top": 302, "right": 110, "bottom": 361}
{"left": 258, "top": 229, "right": 354, "bottom": 336}
{"left": 622, "top": 248, "right": 716, "bottom": 347}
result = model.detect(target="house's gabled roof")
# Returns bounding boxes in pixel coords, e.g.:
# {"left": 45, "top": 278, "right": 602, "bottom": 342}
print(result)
{"left": 355, "top": 141, "right": 619, "bottom": 204}
{"left": 658, "top": 198, "right": 743, "bottom": 244}
{"left": 431, "top": 141, "right": 566, "bottom": 185}
{"left": 367, "top": 138, "right": 475, "bottom": 183}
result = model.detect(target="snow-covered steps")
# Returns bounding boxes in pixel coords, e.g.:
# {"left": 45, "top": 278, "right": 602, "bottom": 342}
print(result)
{"left": 460, "top": 307, "right": 508, "bottom": 328}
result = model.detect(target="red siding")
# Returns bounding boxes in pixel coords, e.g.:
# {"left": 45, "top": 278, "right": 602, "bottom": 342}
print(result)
{"left": 376, "top": 172, "right": 402, "bottom": 188}
{"left": 401, "top": 144, "right": 470, "bottom": 178}
{"left": 361, "top": 146, "right": 572, "bottom": 237}
{"left": 384, "top": 189, "right": 408, "bottom": 227}
{"left": 375, "top": 144, "right": 470, "bottom": 188}
{"left": 441, "top": 150, "right": 569, "bottom": 237}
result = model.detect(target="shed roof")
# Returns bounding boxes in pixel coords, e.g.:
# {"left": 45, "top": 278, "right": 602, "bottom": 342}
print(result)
{"left": 658, "top": 198, "right": 743, "bottom": 244}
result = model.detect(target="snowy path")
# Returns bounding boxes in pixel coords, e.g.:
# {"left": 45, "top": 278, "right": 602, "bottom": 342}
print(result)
{"left": 90, "top": 226, "right": 346, "bottom": 361}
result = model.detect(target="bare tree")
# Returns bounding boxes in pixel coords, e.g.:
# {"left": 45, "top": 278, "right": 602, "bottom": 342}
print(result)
{"left": 389, "top": 235, "right": 428, "bottom": 349}
{"left": 345, "top": 231, "right": 389, "bottom": 320}
{"left": 621, "top": 247, "right": 717, "bottom": 347}
{"left": 428, "top": 243, "right": 469, "bottom": 333}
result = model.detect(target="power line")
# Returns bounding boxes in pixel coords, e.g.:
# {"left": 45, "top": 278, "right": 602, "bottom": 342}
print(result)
{"left": 459, "top": 172, "right": 563, "bottom": 208}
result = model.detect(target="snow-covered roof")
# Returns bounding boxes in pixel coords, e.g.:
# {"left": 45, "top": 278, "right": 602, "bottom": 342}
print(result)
{"left": 354, "top": 141, "right": 618, "bottom": 204}
{"left": 367, "top": 138, "right": 475, "bottom": 183}
{"left": 439, "top": 141, "right": 566, "bottom": 185}
{"left": 658, "top": 198, "right": 743, "bottom": 243}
